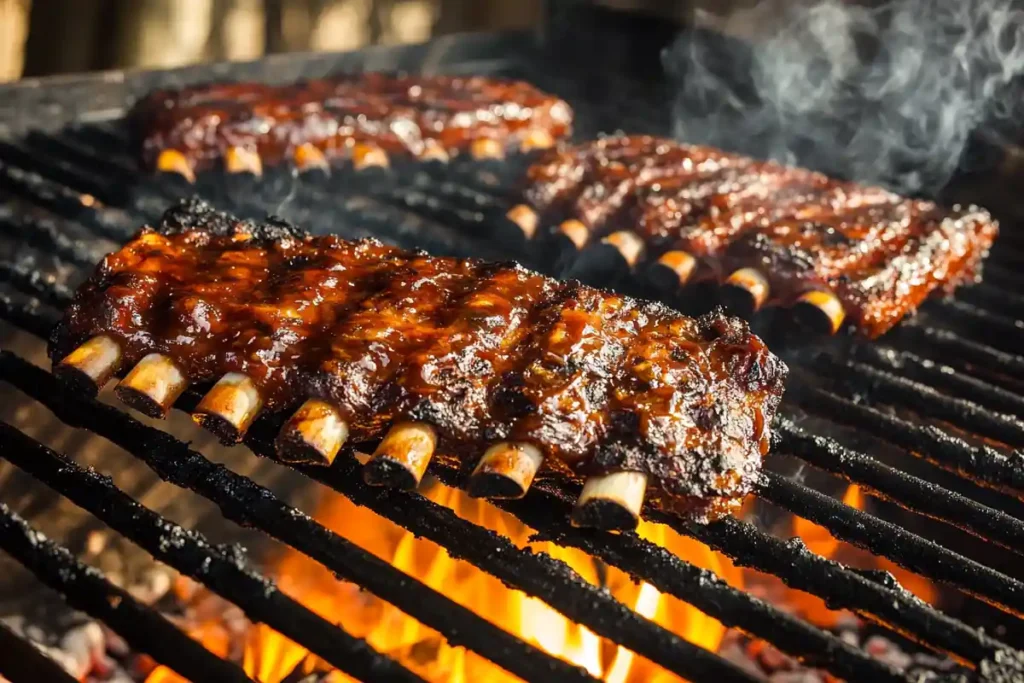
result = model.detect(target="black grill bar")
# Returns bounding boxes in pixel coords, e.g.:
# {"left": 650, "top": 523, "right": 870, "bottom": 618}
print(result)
{"left": 0, "top": 210, "right": 115, "bottom": 267}
{"left": 788, "top": 382, "right": 1024, "bottom": 496}
{"left": 978, "top": 262, "right": 1024, "bottom": 290}
{"left": 666, "top": 514, "right": 1013, "bottom": 666}
{"left": 853, "top": 345, "right": 1024, "bottom": 418}
{"left": 0, "top": 288, "right": 55, "bottom": 340}
{"left": 0, "top": 352, "right": 598, "bottom": 683}
{"left": 0, "top": 140, "right": 120, "bottom": 206}
{"left": 757, "top": 472, "right": 1024, "bottom": 617}
{"left": 0, "top": 619, "right": 78, "bottom": 683}
{"left": 811, "top": 353, "right": 1024, "bottom": 447}
{"left": 930, "top": 300, "right": 1024, "bottom": 355}
{"left": 0, "top": 160, "right": 140, "bottom": 240}
{"left": 0, "top": 259, "right": 75, "bottom": 309}
{"left": 0, "top": 504, "right": 253, "bottom": 683}
{"left": 895, "top": 325, "right": 1024, "bottom": 383}
{"left": 775, "top": 418, "right": 1024, "bottom": 554}
{"left": 0, "top": 421, "right": 426, "bottom": 683}
{"left": 957, "top": 283, "right": 1024, "bottom": 321}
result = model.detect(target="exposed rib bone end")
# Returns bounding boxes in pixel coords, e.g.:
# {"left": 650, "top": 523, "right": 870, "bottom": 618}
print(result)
{"left": 192, "top": 372, "right": 263, "bottom": 445}
{"left": 353, "top": 143, "right": 390, "bottom": 170}
{"left": 114, "top": 353, "right": 188, "bottom": 418}
{"left": 520, "top": 129, "right": 556, "bottom": 152}
{"left": 363, "top": 422, "right": 437, "bottom": 490}
{"left": 647, "top": 251, "right": 697, "bottom": 292}
{"left": 275, "top": 399, "right": 349, "bottom": 466}
{"left": 470, "top": 138, "right": 505, "bottom": 160}
{"left": 155, "top": 150, "right": 196, "bottom": 183}
{"left": 721, "top": 268, "right": 770, "bottom": 316}
{"left": 792, "top": 290, "right": 847, "bottom": 335}
{"left": 601, "top": 231, "right": 645, "bottom": 268}
{"left": 224, "top": 146, "right": 263, "bottom": 176}
{"left": 506, "top": 204, "right": 539, "bottom": 240}
{"left": 419, "top": 142, "right": 450, "bottom": 163}
{"left": 468, "top": 442, "right": 544, "bottom": 499}
{"left": 54, "top": 335, "right": 122, "bottom": 397}
{"left": 293, "top": 143, "right": 330, "bottom": 173}
{"left": 557, "top": 220, "right": 590, "bottom": 251}
{"left": 571, "top": 471, "right": 648, "bottom": 531}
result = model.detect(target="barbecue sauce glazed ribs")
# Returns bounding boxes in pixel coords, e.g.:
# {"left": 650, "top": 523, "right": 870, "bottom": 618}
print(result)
{"left": 515, "top": 135, "right": 998, "bottom": 338}
{"left": 134, "top": 73, "right": 573, "bottom": 174}
{"left": 49, "top": 200, "right": 787, "bottom": 520}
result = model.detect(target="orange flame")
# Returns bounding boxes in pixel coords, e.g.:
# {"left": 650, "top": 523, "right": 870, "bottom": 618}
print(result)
{"left": 784, "top": 484, "right": 938, "bottom": 625}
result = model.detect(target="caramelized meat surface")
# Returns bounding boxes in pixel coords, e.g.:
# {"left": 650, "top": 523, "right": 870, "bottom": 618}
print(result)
{"left": 516, "top": 135, "right": 998, "bottom": 338}
{"left": 50, "top": 200, "right": 787, "bottom": 519}
{"left": 134, "top": 73, "right": 573, "bottom": 173}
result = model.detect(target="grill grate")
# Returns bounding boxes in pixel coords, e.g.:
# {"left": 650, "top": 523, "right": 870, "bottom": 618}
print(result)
{"left": 2, "top": 13, "right": 1024, "bottom": 683}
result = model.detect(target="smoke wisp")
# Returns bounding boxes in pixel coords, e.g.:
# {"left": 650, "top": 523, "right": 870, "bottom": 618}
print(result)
{"left": 664, "top": 0, "right": 1024, "bottom": 195}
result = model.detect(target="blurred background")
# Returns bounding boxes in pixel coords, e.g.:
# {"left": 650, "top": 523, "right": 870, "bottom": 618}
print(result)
{"left": 0, "top": 0, "right": 547, "bottom": 83}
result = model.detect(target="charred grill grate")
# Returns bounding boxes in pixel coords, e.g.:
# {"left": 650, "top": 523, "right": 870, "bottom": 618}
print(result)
{"left": 2, "top": 12, "right": 1024, "bottom": 683}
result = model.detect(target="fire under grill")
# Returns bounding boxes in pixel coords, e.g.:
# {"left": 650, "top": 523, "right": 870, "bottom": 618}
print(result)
{"left": 2, "top": 7, "right": 1024, "bottom": 683}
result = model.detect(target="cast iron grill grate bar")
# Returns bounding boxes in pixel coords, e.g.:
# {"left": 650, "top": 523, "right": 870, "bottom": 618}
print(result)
{"left": 0, "top": 504, "right": 254, "bottom": 683}
{"left": 774, "top": 417, "right": 1024, "bottom": 554}
{"left": 787, "top": 381, "right": 1024, "bottom": 495}
{"left": 756, "top": 471, "right": 1024, "bottom": 617}
{"left": 665, "top": 512, "right": 1015, "bottom": 666}
{"left": 851, "top": 345, "right": 1024, "bottom": 418}
{"left": 0, "top": 421, "right": 427, "bottom": 683}
{"left": 807, "top": 352, "right": 1024, "bottom": 447}
{"left": 0, "top": 618, "right": 79, "bottom": 683}
{"left": 893, "top": 325, "right": 1024, "bottom": 384}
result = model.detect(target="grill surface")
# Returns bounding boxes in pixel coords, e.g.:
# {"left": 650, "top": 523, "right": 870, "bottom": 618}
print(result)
{"left": 2, "top": 5, "right": 1024, "bottom": 683}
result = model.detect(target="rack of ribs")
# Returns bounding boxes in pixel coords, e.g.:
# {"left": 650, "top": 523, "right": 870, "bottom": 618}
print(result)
{"left": 49, "top": 199, "right": 787, "bottom": 530}
{"left": 133, "top": 73, "right": 573, "bottom": 181}
{"left": 506, "top": 135, "right": 999, "bottom": 338}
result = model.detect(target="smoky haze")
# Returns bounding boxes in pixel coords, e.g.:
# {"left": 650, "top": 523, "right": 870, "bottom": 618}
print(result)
{"left": 663, "top": 0, "right": 1024, "bottom": 196}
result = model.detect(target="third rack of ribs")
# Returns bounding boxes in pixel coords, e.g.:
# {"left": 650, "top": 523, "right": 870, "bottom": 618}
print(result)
{"left": 505, "top": 136, "right": 999, "bottom": 338}
{"left": 49, "top": 199, "right": 787, "bottom": 530}
{"left": 132, "top": 73, "right": 573, "bottom": 181}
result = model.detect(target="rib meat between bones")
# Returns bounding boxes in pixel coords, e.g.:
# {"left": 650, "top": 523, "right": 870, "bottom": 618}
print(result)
{"left": 509, "top": 135, "right": 998, "bottom": 338}
{"left": 49, "top": 200, "right": 787, "bottom": 524}
{"left": 133, "top": 73, "right": 573, "bottom": 178}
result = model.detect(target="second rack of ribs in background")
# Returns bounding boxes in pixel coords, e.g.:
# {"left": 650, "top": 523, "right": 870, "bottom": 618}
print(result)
{"left": 503, "top": 136, "right": 998, "bottom": 339}
{"left": 133, "top": 73, "right": 574, "bottom": 181}
{"left": 49, "top": 200, "right": 787, "bottom": 532}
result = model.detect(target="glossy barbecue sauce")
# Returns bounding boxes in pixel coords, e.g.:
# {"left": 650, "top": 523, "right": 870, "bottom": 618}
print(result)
{"left": 51, "top": 200, "right": 787, "bottom": 520}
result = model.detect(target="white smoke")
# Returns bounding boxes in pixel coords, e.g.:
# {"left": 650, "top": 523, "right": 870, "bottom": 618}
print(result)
{"left": 664, "top": 0, "right": 1024, "bottom": 195}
